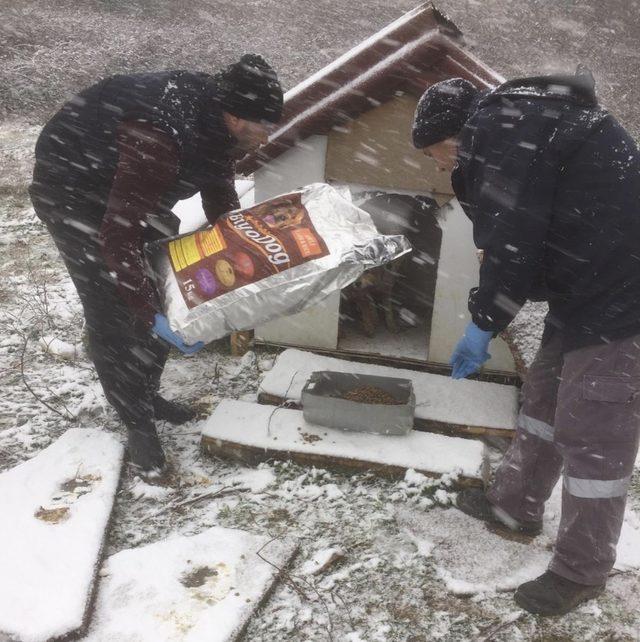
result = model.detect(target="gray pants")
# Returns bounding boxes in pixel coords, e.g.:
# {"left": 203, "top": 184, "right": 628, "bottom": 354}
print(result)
{"left": 487, "top": 333, "right": 640, "bottom": 585}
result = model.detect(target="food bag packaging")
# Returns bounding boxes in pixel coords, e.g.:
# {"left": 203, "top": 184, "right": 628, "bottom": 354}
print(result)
{"left": 146, "top": 182, "right": 412, "bottom": 345}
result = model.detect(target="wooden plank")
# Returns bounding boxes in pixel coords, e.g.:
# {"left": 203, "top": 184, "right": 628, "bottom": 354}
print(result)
{"left": 258, "top": 349, "right": 519, "bottom": 440}
{"left": 255, "top": 339, "right": 521, "bottom": 387}
{"left": 230, "top": 330, "right": 254, "bottom": 357}
{"left": 413, "top": 417, "right": 513, "bottom": 440}
{"left": 201, "top": 400, "right": 486, "bottom": 488}
{"left": 256, "top": 392, "right": 514, "bottom": 440}
{"left": 0, "top": 429, "right": 124, "bottom": 642}
{"left": 85, "top": 527, "right": 298, "bottom": 642}
{"left": 202, "top": 437, "right": 482, "bottom": 488}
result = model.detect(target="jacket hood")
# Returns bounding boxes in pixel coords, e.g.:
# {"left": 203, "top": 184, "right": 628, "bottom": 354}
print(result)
{"left": 483, "top": 70, "right": 598, "bottom": 108}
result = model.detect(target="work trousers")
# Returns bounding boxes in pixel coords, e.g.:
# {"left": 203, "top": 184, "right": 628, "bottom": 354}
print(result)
{"left": 487, "top": 333, "right": 640, "bottom": 585}
{"left": 30, "top": 184, "right": 171, "bottom": 431}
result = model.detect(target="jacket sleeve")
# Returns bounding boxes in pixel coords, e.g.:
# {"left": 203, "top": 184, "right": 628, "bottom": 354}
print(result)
{"left": 99, "top": 121, "right": 179, "bottom": 326}
{"left": 466, "top": 109, "right": 563, "bottom": 332}
{"left": 200, "top": 165, "right": 240, "bottom": 226}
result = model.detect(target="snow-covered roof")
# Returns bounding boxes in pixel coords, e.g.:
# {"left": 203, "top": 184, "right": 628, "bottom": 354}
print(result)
{"left": 237, "top": 4, "right": 503, "bottom": 176}
{"left": 281, "top": 3, "right": 460, "bottom": 105}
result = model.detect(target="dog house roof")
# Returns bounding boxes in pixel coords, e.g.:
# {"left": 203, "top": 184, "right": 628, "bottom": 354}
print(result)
{"left": 238, "top": 3, "right": 505, "bottom": 175}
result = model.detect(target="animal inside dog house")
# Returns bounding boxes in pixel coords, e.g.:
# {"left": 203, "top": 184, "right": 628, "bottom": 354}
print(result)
{"left": 237, "top": 4, "right": 517, "bottom": 376}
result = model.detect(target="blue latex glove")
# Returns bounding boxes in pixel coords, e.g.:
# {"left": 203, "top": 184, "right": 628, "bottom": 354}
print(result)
{"left": 450, "top": 321, "right": 493, "bottom": 379}
{"left": 152, "top": 313, "right": 204, "bottom": 355}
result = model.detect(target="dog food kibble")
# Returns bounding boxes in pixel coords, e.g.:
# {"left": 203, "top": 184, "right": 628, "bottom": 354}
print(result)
{"left": 340, "top": 385, "right": 402, "bottom": 405}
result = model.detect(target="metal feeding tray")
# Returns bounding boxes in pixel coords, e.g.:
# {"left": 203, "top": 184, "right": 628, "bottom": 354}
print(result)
{"left": 301, "top": 371, "right": 415, "bottom": 436}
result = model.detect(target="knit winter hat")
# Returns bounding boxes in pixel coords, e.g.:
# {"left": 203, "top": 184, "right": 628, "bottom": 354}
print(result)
{"left": 217, "top": 53, "right": 283, "bottom": 124}
{"left": 412, "top": 78, "right": 479, "bottom": 148}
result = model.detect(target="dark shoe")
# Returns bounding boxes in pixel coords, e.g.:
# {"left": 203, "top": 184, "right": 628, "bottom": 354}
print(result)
{"left": 127, "top": 424, "right": 166, "bottom": 472}
{"left": 153, "top": 396, "right": 197, "bottom": 425}
{"left": 456, "top": 488, "right": 542, "bottom": 536}
{"left": 137, "top": 459, "right": 176, "bottom": 486}
{"left": 514, "top": 571, "right": 605, "bottom": 616}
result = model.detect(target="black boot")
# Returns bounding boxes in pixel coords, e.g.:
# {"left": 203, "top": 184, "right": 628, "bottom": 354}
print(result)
{"left": 515, "top": 571, "right": 605, "bottom": 616}
{"left": 153, "top": 395, "right": 197, "bottom": 425}
{"left": 456, "top": 488, "right": 542, "bottom": 536}
{"left": 127, "top": 423, "right": 166, "bottom": 472}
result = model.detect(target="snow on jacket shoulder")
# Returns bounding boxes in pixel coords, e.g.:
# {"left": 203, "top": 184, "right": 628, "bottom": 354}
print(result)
{"left": 451, "top": 74, "right": 640, "bottom": 349}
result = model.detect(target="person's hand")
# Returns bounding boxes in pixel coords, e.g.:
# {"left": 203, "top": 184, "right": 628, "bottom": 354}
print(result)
{"left": 151, "top": 313, "right": 204, "bottom": 355}
{"left": 450, "top": 321, "right": 493, "bottom": 379}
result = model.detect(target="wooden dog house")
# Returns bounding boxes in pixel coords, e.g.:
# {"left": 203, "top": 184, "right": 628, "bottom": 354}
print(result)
{"left": 237, "top": 4, "right": 517, "bottom": 376}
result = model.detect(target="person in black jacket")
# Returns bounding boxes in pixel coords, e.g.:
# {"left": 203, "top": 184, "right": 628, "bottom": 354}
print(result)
{"left": 412, "top": 71, "right": 640, "bottom": 615}
{"left": 30, "top": 54, "right": 283, "bottom": 473}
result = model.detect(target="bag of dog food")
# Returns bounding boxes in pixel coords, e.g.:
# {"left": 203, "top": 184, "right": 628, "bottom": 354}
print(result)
{"left": 146, "top": 182, "right": 411, "bottom": 345}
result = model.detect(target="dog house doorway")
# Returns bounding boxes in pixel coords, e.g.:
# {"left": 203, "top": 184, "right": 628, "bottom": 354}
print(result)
{"left": 339, "top": 189, "right": 442, "bottom": 361}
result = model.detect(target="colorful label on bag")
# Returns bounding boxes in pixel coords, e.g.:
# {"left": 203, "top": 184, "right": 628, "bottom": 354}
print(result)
{"left": 168, "top": 226, "right": 227, "bottom": 271}
{"left": 167, "top": 192, "right": 329, "bottom": 309}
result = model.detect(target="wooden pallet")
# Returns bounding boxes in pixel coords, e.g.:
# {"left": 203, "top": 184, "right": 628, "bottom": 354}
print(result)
{"left": 254, "top": 339, "right": 522, "bottom": 386}
{"left": 258, "top": 349, "right": 518, "bottom": 440}
{"left": 201, "top": 400, "right": 487, "bottom": 488}
{"left": 257, "top": 392, "right": 514, "bottom": 440}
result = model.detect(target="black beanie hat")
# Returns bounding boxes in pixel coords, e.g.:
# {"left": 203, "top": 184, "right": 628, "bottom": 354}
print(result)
{"left": 412, "top": 78, "right": 479, "bottom": 148}
{"left": 217, "top": 53, "right": 283, "bottom": 124}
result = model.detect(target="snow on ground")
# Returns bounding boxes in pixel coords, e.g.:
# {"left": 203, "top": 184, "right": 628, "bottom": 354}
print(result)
{"left": 84, "top": 527, "right": 297, "bottom": 642}
{"left": 0, "top": 429, "right": 123, "bottom": 642}
{"left": 2, "top": 129, "right": 640, "bottom": 640}
{"left": 301, "top": 547, "right": 346, "bottom": 576}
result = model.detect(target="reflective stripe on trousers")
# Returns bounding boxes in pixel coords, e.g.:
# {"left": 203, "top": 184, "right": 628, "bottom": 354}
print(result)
{"left": 518, "top": 412, "right": 555, "bottom": 442}
{"left": 518, "top": 414, "right": 631, "bottom": 498}
{"left": 564, "top": 475, "right": 632, "bottom": 499}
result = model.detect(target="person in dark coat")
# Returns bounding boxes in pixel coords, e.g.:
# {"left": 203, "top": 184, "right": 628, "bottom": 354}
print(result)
{"left": 30, "top": 54, "right": 283, "bottom": 473}
{"left": 412, "top": 70, "right": 640, "bottom": 615}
